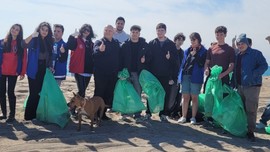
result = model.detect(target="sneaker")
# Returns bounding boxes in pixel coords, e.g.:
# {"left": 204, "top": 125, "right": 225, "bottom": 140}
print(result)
{"left": 177, "top": 117, "right": 186, "bottom": 123}
{"left": 6, "top": 117, "right": 15, "bottom": 123}
{"left": 247, "top": 132, "right": 256, "bottom": 142}
{"left": 160, "top": 115, "right": 169, "bottom": 123}
{"left": 0, "top": 115, "right": 7, "bottom": 120}
{"left": 143, "top": 114, "right": 151, "bottom": 120}
{"left": 256, "top": 122, "right": 266, "bottom": 129}
{"left": 190, "top": 117, "right": 197, "bottom": 124}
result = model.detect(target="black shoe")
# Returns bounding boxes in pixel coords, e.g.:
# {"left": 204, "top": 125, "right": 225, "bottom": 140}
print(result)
{"left": 102, "top": 115, "right": 111, "bottom": 121}
{"left": 247, "top": 132, "right": 256, "bottom": 142}
{"left": 0, "top": 115, "right": 7, "bottom": 120}
{"left": 6, "top": 117, "right": 15, "bottom": 123}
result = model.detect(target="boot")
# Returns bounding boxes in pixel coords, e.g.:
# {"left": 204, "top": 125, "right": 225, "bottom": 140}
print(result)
{"left": 6, "top": 97, "right": 16, "bottom": 123}
{"left": 0, "top": 97, "right": 7, "bottom": 120}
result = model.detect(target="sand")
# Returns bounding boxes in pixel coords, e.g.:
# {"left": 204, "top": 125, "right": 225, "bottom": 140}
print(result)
{"left": 0, "top": 76, "right": 269, "bottom": 152}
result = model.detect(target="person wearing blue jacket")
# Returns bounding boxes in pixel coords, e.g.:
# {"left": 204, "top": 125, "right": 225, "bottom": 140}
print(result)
{"left": 23, "top": 22, "right": 54, "bottom": 120}
{"left": 177, "top": 32, "right": 207, "bottom": 124}
{"left": 52, "top": 24, "right": 68, "bottom": 86}
{"left": 233, "top": 33, "right": 268, "bottom": 142}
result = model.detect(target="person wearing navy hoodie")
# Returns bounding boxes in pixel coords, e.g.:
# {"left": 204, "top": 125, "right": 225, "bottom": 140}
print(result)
{"left": 93, "top": 25, "right": 121, "bottom": 120}
{"left": 0, "top": 24, "right": 27, "bottom": 123}
{"left": 120, "top": 25, "right": 149, "bottom": 121}
{"left": 23, "top": 22, "right": 54, "bottom": 120}
{"left": 52, "top": 24, "right": 68, "bottom": 86}
{"left": 147, "top": 23, "right": 180, "bottom": 122}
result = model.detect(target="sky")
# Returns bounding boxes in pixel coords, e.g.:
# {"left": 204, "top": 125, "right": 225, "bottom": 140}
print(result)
{"left": 1, "top": 0, "right": 270, "bottom": 63}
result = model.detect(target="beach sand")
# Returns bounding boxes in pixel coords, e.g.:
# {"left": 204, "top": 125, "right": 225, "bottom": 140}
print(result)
{"left": 0, "top": 76, "right": 269, "bottom": 152}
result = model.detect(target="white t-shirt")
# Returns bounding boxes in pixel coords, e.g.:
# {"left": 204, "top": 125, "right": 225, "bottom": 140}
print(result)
{"left": 113, "top": 31, "right": 129, "bottom": 43}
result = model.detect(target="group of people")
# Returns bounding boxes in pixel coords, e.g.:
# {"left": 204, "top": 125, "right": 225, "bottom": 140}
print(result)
{"left": 0, "top": 16, "right": 269, "bottom": 142}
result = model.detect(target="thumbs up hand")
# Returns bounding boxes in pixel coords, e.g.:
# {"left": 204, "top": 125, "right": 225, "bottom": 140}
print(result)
{"left": 99, "top": 41, "right": 106, "bottom": 52}
{"left": 166, "top": 51, "right": 170, "bottom": 60}
{"left": 71, "top": 28, "right": 79, "bottom": 37}
{"left": 60, "top": 44, "right": 65, "bottom": 53}
{"left": 190, "top": 48, "right": 197, "bottom": 56}
{"left": 31, "top": 31, "right": 39, "bottom": 38}
{"left": 141, "top": 55, "right": 145, "bottom": 63}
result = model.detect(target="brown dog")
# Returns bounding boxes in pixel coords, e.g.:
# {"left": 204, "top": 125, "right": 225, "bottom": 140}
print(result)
{"left": 68, "top": 93, "right": 106, "bottom": 131}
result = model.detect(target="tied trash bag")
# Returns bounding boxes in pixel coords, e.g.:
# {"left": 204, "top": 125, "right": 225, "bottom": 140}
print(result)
{"left": 139, "top": 70, "right": 165, "bottom": 113}
{"left": 36, "top": 69, "right": 70, "bottom": 128}
{"left": 204, "top": 65, "right": 223, "bottom": 117}
{"left": 199, "top": 65, "right": 248, "bottom": 137}
{"left": 112, "top": 68, "right": 146, "bottom": 114}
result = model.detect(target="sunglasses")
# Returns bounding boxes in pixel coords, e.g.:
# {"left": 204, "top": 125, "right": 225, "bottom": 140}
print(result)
{"left": 83, "top": 28, "right": 90, "bottom": 32}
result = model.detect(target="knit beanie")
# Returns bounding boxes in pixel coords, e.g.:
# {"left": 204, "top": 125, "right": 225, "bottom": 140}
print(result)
{"left": 236, "top": 33, "right": 249, "bottom": 45}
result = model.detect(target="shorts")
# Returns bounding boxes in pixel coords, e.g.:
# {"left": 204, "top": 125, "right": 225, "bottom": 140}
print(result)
{"left": 181, "top": 75, "right": 202, "bottom": 95}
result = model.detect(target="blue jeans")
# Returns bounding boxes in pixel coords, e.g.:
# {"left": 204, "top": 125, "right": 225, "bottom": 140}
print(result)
{"left": 259, "top": 104, "right": 270, "bottom": 125}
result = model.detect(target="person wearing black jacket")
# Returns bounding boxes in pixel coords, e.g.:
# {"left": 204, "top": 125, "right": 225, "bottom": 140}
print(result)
{"left": 93, "top": 25, "right": 121, "bottom": 120}
{"left": 120, "top": 25, "right": 149, "bottom": 121}
{"left": 147, "top": 23, "right": 180, "bottom": 122}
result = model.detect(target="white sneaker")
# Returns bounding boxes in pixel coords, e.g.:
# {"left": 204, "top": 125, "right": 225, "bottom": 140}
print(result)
{"left": 177, "top": 117, "right": 186, "bottom": 123}
{"left": 256, "top": 122, "right": 266, "bottom": 129}
{"left": 190, "top": 117, "right": 196, "bottom": 124}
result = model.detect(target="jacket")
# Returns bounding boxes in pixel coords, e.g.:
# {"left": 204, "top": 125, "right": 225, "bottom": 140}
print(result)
{"left": 0, "top": 39, "right": 27, "bottom": 76}
{"left": 67, "top": 36, "right": 94, "bottom": 74}
{"left": 233, "top": 47, "right": 268, "bottom": 87}
{"left": 148, "top": 38, "right": 179, "bottom": 80}
{"left": 181, "top": 46, "right": 207, "bottom": 84}
{"left": 53, "top": 39, "right": 68, "bottom": 80}
{"left": 26, "top": 37, "right": 52, "bottom": 79}
{"left": 120, "top": 37, "right": 149, "bottom": 73}
{"left": 93, "top": 38, "right": 120, "bottom": 75}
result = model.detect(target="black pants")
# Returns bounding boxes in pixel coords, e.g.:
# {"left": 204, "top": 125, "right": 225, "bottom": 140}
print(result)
{"left": 74, "top": 73, "right": 91, "bottom": 98}
{"left": 146, "top": 76, "right": 170, "bottom": 116}
{"left": 0, "top": 75, "right": 18, "bottom": 118}
{"left": 94, "top": 73, "right": 118, "bottom": 108}
{"left": 24, "top": 60, "right": 46, "bottom": 120}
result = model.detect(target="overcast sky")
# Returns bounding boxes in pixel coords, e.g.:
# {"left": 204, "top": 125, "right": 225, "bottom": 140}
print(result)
{"left": 1, "top": 0, "right": 270, "bottom": 63}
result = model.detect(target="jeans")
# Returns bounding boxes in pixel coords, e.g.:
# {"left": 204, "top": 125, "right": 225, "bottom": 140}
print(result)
{"left": 259, "top": 103, "right": 270, "bottom": 125}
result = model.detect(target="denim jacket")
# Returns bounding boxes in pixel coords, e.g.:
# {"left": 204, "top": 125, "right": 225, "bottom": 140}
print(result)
{"left": 233, "top": 47, "right": 268, "bottom": 87}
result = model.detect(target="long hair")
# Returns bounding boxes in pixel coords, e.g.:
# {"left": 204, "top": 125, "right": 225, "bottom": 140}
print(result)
{"left": 3, "top": 24, "right": 24, "bottom": 58}
{"left": 79, "top": 24, "right": 96, "bottom": 41}
{"left": 34, "top": 22, "right": 53, "bottom": 53}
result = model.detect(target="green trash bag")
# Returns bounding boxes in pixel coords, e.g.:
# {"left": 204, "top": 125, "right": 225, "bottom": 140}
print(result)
{"left": 266, "top": 126, "right": 270, "bottom": 134}
{"left": 204, "top": 65, "right": 223, "bottom": 117}
{"left": 36, "top": 69, "right": 70, "bottom": 128}
{"left": 139, "top": 70, "right": 165, "bottom": 113}
{"left": 198, "top": 94, "right": 205, "bottom": 113}
{"left": 212, "top": 85, "right": 248, "bottom": 137}
{"left": 112, "top": 68, "right": 146, "bottom": 114}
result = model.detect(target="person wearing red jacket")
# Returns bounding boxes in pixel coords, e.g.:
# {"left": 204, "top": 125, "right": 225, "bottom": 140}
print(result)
{"left": 0, "top": 24, "right": 27, "bottom": 123}
{"left": 66, "top": 24, "right": 95, "bottom": 118}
